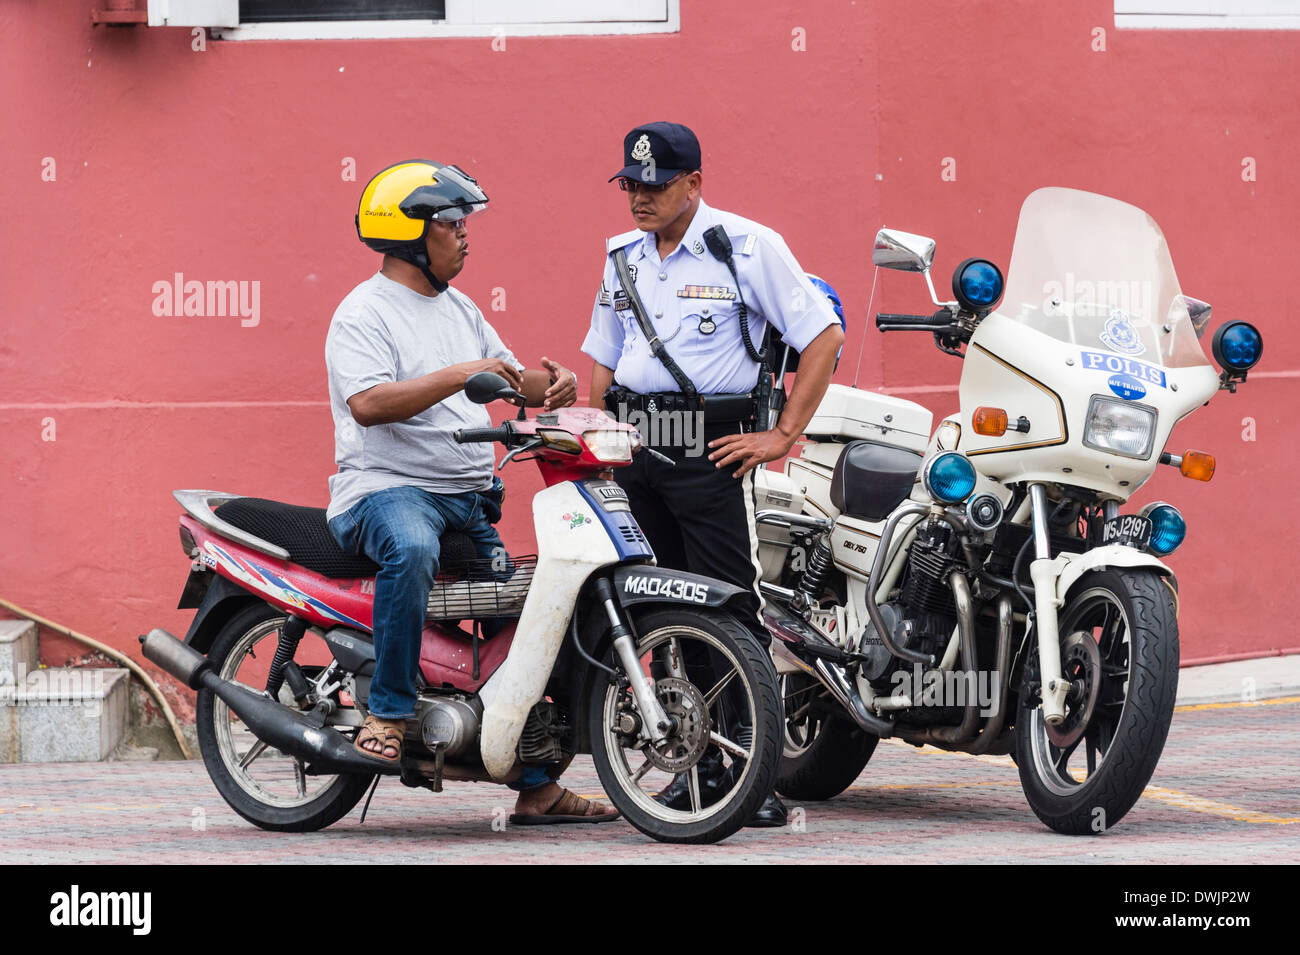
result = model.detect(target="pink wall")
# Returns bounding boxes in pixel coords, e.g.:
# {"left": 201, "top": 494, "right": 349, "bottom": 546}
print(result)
{"left": 2, "top": 1, "right": 1294, "bottom": 721}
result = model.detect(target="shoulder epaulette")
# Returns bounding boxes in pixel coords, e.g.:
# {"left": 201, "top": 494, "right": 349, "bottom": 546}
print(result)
{"left": 606, "top": 229, "right": 644, "bottom": 254}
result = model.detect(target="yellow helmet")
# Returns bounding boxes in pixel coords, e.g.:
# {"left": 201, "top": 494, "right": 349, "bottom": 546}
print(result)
{"left": 355, "top": 160, "right": 489, "bottom": 288}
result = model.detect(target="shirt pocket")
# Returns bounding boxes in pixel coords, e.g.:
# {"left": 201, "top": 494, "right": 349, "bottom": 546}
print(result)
{"left": 677, "top": 297, "right": 739, "bottom": 356}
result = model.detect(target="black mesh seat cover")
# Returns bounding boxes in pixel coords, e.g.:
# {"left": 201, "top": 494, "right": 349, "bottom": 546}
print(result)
{"left": 212, "top": 498, "right": 480, "bottom": 579}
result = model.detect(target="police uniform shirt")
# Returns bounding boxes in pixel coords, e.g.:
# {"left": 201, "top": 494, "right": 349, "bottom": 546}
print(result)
{"left": 581, "top": 199, "right": 840, "bottom": 395}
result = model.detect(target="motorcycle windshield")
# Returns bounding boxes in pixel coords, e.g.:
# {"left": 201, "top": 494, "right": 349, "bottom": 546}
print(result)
{"left": 996, "top": 188, "right": 1211, "bottom": 369}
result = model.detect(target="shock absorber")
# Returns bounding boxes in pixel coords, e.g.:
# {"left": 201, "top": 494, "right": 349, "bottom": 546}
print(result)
{"left": 265, "top": 615, "right": 307, "bottom": 699}
{"left": 793, "top": 537, "right": 834, "bottom": 610}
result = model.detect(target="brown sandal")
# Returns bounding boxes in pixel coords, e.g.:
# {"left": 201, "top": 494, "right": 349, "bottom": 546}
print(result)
{"left": 509, "top": 787, "right": 622, "bottom": 826}
{"left": 354, "top": 714, "right": 407, "bottom": 762}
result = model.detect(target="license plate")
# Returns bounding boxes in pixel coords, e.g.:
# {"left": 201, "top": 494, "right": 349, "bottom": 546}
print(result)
{"left": 1101, "top": 514, "right": 1152, "bottom": 549}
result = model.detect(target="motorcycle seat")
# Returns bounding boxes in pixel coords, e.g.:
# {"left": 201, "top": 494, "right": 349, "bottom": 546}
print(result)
{"left": 212, "top": 497, "right": 478, "bottom": 580}
{"left": 829, "top": 440, "right": 923, "bottom": 522}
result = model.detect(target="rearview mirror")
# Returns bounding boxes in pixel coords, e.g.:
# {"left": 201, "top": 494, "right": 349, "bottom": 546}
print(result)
{"left": 1180, "top": 296, "right": 1213, "bottom": 339}
{"left": 872, "top": 229, "right": 936, "bottom": 273}
{"left": 465, "top": 372, "right": 523, "bottom": 405}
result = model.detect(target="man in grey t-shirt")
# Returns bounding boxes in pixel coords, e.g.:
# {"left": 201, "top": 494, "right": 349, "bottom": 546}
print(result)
{"left": 326, "top": 160, "right": 617, "bottom": 824}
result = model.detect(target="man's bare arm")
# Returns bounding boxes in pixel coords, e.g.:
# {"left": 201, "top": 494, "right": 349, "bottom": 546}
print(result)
{"left": 346, "top": 358, "right": 522, "bottom": 427}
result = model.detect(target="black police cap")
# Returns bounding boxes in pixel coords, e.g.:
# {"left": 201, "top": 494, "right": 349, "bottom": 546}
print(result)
{"left": 609, "top": 122, "right": 702, "bottom": 185}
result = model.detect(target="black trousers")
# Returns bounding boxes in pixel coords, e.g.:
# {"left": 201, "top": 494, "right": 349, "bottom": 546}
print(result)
{"left": 615, "top": 419, "right": 769, "bottom": 648}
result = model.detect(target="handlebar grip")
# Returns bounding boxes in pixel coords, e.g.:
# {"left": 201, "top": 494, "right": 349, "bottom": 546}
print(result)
{"left": 875, "top": 310, "right": 955, "bottom": 331}
{"left": 453, "top": 426, "right": 510, "bottom": 444}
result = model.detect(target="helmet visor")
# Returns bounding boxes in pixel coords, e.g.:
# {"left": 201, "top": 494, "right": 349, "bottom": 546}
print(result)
{"left": 429, "top": 203, "right": 487, "bottom": 223}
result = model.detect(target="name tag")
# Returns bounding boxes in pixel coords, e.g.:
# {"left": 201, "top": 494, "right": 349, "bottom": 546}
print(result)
{"left": 677, "top": 285, "right": 735, "bottom": 300}
{"left": 613, "top": 293, "right": 631, "bottom": 311}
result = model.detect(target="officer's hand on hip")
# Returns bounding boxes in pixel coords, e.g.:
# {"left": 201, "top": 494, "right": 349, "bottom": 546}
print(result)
{"left": 708, "top": 429, "right": 797, "bottom": 478}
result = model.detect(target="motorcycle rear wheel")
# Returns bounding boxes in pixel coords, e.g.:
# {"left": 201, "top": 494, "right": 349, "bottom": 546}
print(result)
{"left": 587, "top": 607, "right": 781, "bottom": 844}
{"left": 196, "top": 604, "right": 375, "bottom": 832}
{"left": 1014, "top": 568, "right": 1178, "bottom": 834}
{"left": 775, "top": 672, "right": 878, "bottom": 801}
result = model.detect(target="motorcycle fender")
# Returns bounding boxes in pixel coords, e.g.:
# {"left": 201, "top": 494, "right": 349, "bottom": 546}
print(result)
{"left": 478, "top": 482, "right": 620, "bottom": 780}
{"left": 183, "top": 573, "right": 260, "bottom": 652}
{"left": 611, "top": 565, "right": 749, "bottom": 612}
{"left": 1053, "top": 545, "right": 1173, "bottom": 605}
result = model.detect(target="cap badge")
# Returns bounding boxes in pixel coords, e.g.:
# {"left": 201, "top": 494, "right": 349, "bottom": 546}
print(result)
{"left": 631, "top": 134, "right": 653, "bottom": 163}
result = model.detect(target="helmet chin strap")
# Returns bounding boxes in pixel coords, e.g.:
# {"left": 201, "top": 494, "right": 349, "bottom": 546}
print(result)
{"left": 419, "top": 264, "right": 449, "bottom": 295}
{"left": 398, "top": 242, "right": 448, "bottom": 294}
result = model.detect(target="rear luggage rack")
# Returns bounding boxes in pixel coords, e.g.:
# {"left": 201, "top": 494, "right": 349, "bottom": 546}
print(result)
{"left": 426, "top": 555, "right": 537, "bottom": 620}
{"left": 173, "top": 490, "right": 290, "bottom": 560}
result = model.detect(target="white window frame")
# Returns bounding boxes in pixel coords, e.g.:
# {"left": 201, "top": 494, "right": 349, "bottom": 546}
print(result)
{"left": 1116, "top": 1, "right": 1300, "bottom": 29}
{"left": 148, "top": 0, "right": 679, "bottom": 39}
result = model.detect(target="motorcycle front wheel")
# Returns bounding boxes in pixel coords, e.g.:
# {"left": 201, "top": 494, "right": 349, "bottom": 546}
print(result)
{"left": 1014, "top": 568, "right": 1179, "bottom": 834}
{"left": 196, "top": 603, "right": 375, "bottom": 832}
{"left": 587, "top": 607, "right": 781, "bottom": 844}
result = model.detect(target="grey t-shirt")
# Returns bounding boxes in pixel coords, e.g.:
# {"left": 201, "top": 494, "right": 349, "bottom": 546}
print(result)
{"left": 324, "top": 272, "right": 519, "bottom": 521}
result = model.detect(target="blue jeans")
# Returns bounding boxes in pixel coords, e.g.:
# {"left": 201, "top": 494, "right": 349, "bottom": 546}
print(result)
{"left": 327, "top": 484, "right": 550, "bottom": 791}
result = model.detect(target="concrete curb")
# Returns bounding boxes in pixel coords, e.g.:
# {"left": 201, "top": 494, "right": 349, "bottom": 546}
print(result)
{"left": 1175, "top": 653, "right": 1300, "bottom": 706}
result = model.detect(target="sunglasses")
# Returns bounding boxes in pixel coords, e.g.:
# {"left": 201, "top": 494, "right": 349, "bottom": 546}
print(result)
{"left": 617, "top": 172, "right": 691, "bottom": 194}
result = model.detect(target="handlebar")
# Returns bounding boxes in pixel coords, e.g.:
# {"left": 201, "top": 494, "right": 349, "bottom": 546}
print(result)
{"left": 453, "top": 425, "right": 513, "bottom": 445}
{"left": 875, "top": 308, "right": 957, "bottom": 332}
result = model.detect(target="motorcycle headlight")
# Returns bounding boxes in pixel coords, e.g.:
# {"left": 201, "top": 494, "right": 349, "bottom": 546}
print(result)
{"left": 582, "top": 428, "right": 641, "bottom": 463}
{"left": 1139, "top": 502, "right": 1186, "bottom": 556}
{"left": 924, "top": 451, "right": 977, "bottom": 504}
{"left": 1082, "top": 396, "right": 1158, "bottom": 460}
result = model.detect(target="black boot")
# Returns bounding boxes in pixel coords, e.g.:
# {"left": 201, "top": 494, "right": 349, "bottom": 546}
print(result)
{"left": 747, "top": 790, "right": 788, "bottom": 828}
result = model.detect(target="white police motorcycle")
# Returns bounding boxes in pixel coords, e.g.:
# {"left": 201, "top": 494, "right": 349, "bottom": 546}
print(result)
{"left": 753, "top": 187, "right": 1262, "bottom": 833}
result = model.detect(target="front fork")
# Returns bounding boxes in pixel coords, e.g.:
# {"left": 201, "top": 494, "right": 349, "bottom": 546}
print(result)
{"left": 593, "top": 577, "right": 673, "bottom": 744}
{"left": 1027, "top": 483, "right": 1108, "bottom": 724}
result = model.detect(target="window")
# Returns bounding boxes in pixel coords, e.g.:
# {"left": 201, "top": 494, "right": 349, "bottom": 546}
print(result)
{"left": 1116, "top": 1, "right": 1300, "bottom": 29}
{"left": 147, "top": 0, "right": 679, "bottom": 38}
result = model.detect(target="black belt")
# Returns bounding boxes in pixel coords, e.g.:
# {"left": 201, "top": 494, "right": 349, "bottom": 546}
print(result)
{"left": 603, "top": 386, "right": 756, "bottom": 424}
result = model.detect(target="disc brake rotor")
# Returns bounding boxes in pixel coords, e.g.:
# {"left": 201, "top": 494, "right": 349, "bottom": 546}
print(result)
{"left": 641, "top": 676, "right": 712, "bottom": 773}
{"left": 1046, "top": 632, "right": 1102, "bottom": 748}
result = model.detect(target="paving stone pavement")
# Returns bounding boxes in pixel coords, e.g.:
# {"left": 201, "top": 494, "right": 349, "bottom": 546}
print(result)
{"left": 1, "top": 698, "right": 1295, "bottom": 864}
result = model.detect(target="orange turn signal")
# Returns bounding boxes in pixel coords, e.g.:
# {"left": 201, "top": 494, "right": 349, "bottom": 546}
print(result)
{"left": 972, "top": 406, "right": 1008, "bottom": 437}
{"left": 1180, "top": 450, "right": 1215, "bottom": 482}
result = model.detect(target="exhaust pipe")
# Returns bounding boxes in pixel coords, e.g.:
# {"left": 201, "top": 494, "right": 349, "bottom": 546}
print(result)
{"left": 765, "top": 606, "right": 895, "bottom": 738}
{"left": 140, "top": 628, "right": 399, "bottom": 776}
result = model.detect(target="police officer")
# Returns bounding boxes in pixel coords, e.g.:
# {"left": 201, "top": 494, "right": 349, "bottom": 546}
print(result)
{"left": 582, "top": 122, "right": 845, "bottom": 827}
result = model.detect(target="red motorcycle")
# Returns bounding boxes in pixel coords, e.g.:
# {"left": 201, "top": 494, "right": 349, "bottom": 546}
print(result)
{"left": 142, "top": 373, "right": 781, "bottom": 844}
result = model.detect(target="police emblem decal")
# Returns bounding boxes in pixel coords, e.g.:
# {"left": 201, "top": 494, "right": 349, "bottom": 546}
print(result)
{"left": 631, "top": 134, "right": 653, "bottom": 163}
{"left": 647, "top": 398, "right": 658, "bottom": 414}
{"left": 1100, "top": 308, "right": 1146, "bottom": 356}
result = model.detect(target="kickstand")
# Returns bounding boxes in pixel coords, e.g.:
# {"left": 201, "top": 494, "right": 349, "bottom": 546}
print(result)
{"left": 358, "top": 773, "right": 382, "bottom": 824}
